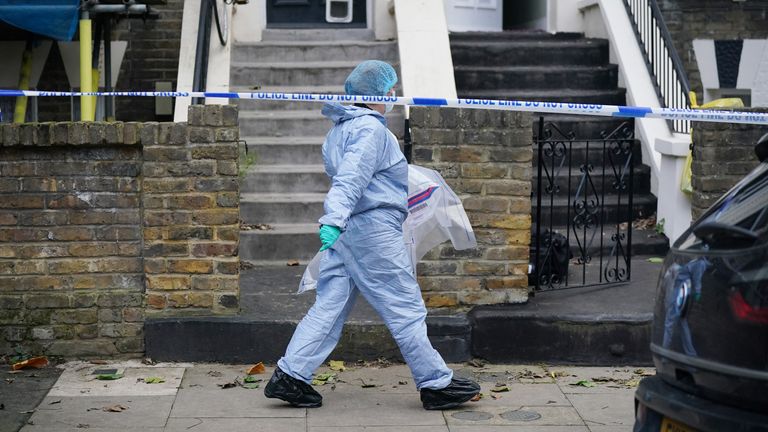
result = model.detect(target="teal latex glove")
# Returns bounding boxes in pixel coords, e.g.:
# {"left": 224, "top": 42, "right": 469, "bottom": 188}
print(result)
{"left": 319, "top": 225, "right": 342, "bottom": 251}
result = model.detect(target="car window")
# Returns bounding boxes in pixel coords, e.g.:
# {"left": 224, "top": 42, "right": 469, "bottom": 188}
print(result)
{"left": 677, "top": 162, "right": 768, "bottom": 250}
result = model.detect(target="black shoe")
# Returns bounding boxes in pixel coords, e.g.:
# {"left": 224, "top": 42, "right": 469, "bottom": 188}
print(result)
{"left": 264, "top": 367, "right": 323, "bottom": 408}
{"left": 420, "top": 377, "right": 481, "bottom": 410}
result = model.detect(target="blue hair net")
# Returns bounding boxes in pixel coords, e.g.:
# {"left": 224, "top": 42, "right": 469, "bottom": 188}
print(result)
{"left": 344, "top": 60, "right": 398, "bottom": 96}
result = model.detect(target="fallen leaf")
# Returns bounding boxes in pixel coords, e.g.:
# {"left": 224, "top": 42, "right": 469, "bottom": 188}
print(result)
{"left": 243, "top": 375, "right": 261, "bottom": 383}
{"left": 490, "top": 394, "right": 501, "bottom": 400}
{"left": 49, "top": 400, "right": 61, "bottom": 405}
{"left": 470, "top": 393, "right": 483, "bottom": 402}
{"left": 491, "top": 384, "right": 510, "bottom": 393}
{"left": 143, "top": 377, "right": 165, "bottom": 384}
{"left": 625, "top": 379, "right": 640, "bottom": 388}
{"left": 96, "top": 374, "right": 123, "bottom": 381}
{"left": 571, "top": 380, "right": 596, "bottom": 388}
{"left": 218, "top": 381, "right": 237, "bottom": 389}
{"left": 6, "top": 371, "right": 22, "bottom": 375}
{"left": 11, "top": 356, "right": 48, "bottom": 371}
{"left": 20, "top": 410, "right": 36, "bottom": 414}
{"left": 142, "top": 358, "right": 156, "bottom": 366}
{"left": 312, "top": 373, "right": 336, "bottom": 386}
{"left": 102, "top": 405, "right": 128, "bottom": 413}
{"left": 246, "top": 362, "right": 266, "bottom": 375}
{"left": 329, "top": 360, "right": 346, "bottom": 372}
{"left": 634, "top": 369, "right": 654, "bottom": 376}
{"left": 5, "top": 379, "right": 13, "bottom": 384}
{"left": 398, "top": 380, "right": 408, "bottom": 385}
{"left": 547, "top": 400, "right": 557, "bottom": 404}
{"left": 549, "top": 370, "right": 568, "bottom": 379}
{"left": 89, "top": 360, "right": 108, "bottom": 365}
{"left": 76, "top": 424, "right": 89, "bottom": 429}
{"left": 207, "top": 371, "right": 222, "bottom": 378}
{"left": 286, "top": 260, "right": 299, "bottom": 266}
{"left": 647, "top": 257, "right": 664, "bottom": 263}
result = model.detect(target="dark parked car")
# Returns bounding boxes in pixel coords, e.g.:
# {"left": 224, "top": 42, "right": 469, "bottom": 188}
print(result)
{"left": 634, "top": 134, "right": 768, "bottom": 432}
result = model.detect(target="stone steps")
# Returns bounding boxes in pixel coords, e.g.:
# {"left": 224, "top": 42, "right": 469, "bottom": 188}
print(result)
{"left": 234, "top": 29, "right": 402, "bottom": 265}
{"left": 451, "top": 39, "right": 610, "bottom": 67}
{"left": 239, "top": 110, "right": 405, "bottom": 138}
{"left": 240, "top": 164, "right": 329, "bottom": 194}
{"left": 530, "top": 164, "right": 652, "bottom": 195}
{"left": 241, "top": 192, "right": 324, "bottom": 225}
{"left": 239, "top": 223, "right": 320, "bottom": 262}
{"left": 242, "top": 136, "right": 325, "bottom": 165}
{"left": 531, "top": 115, "right": 634, "bottom": 140}
{"left": 455, "top": 65, "right": 619, "bottom": 91}
{"left": 232, "top": 40, "right": 398, "bottom": 63}
{"left": 261, "top": 28, "right": 376, "bottom": 42}
{"left": 534, "top": 193, "right": 657, "bottom": 226}
{"left": 230, "top": 60, "right": 371, "bottom": 87}
{"left": 457, "top": 88, "right": 627, "bottom": 106}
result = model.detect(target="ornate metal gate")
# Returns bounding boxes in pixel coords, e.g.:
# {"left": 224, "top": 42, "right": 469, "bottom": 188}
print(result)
{"left": 532, "top": 117, "right": 635, "bottom": 291}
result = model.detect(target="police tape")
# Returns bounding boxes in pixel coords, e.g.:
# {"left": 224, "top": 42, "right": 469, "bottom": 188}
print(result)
{"left": 1, "top": 89, "right": 767, "bottom": 125}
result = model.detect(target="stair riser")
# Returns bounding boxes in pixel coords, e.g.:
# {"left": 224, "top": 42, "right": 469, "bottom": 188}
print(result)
{"left": 459, "top": 92, "right": 627, "bottom": 106}
{"left": 245, "top": 144, "right": 324, "bottom": 165}
{"left": 242, "top": 171, "right": 330, "bottom": 193}
{"left": 240, "top": 232, "right": 320, "bottom": 261}
{"left": 262, "top": 28, "right": 375, "bottom": 42}
{"left": 241, "top": 201, "right": 324, "bottom": 224}
{"left": 451, "top": 44, "right": 609, "bottom": 67}
{"left": 232, "top": 44, "right": 398, "bottom": 63}
{"left": 531, "top": 200, "right": 657, "bottom": 226}
{"left": 235, "top": 98, "right": 330, "bottom": 111}
{"left": 455, "top": 67, "right": 618, "bottom": 90}
{"left": 231, "top": 65, "right": 360, "bottom": 87}
{"left": 531, "top": 171, "right": 651, "bottom": 195}
{"left": 240, "top": 116, "right": 405, "bottom": 138}
{"left": 240, "top": 116, "right": 330, "bottom": 136}
{"left": 450, "top": 32, "right": 584, "bottom": 42}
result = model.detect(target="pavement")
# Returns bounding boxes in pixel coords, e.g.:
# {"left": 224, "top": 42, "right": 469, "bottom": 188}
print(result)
{"left": 5, "top": 360, "right": 652, "bottom": 432}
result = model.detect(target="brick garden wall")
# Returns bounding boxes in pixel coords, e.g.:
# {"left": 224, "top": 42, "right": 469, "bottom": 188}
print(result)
{"left": 410, "top": 108, "right": 532, "bottom": 307}
{"left": 691, "top": 108, "right": 768, "bottom": 219}
{"left": 657, "top": 0, "right": 768, "bottom": 103}
{"left": 0, "top": 105, "right": 239, "bottom": 358}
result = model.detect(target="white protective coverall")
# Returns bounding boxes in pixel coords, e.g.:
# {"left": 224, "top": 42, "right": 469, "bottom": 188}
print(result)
{"left": 277, "top": 102, "right": 453, "bottom": 390}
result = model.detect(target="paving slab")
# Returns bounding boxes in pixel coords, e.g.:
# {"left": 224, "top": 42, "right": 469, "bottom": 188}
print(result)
{"left": 443, "top": 406, "right": 584, "bottom": 427}
{"left": 566, "top": 392, "right": 636, "bottom": 428}
{"left": 0, "top": 365, "right": 62, "bottom": 432}
{"left": 21, "top": 395, "right": 174, "bottom": 430}
{"left": 312, "top": 427, "right": 449, "bottom": 432}
{"left": 48, "top": 365, "right": 184, "bottom": 397}
{"left": 449, "top": 427, "right": 589, "bottom": 432}
{"left": 553, "top": 366, "right": 652, "bottom": 394}
{"left": 170, "top": 387, "right": 305, "bottom": 418}
{"left": 475, "top": 383, "right": 571, "bottom": 407}
{"left": 307, "top": 392, "right": 446, "bottom": 427}
{"left": 165, "top": 417, "right": 306, "bottom": 432}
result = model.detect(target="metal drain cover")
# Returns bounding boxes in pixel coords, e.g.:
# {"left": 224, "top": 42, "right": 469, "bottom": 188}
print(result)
{"left": 500, "top": 409, "right": 542, "bottom": 422}
{"left": 451, "top": 411, "right": 494, "bottom": 421}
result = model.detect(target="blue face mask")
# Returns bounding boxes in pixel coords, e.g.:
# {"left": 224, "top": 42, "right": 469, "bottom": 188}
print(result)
{"left": 384, "top": 103, "right": 394, "bottom": 113}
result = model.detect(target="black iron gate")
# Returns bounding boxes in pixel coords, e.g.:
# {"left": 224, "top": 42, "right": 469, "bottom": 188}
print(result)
{"left": 532, "top": 117, "right": 635, "bottom": 291}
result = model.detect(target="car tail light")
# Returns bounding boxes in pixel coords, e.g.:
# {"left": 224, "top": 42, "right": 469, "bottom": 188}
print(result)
{"left": 729, "top": 290, "right": 768, "bottom": 324}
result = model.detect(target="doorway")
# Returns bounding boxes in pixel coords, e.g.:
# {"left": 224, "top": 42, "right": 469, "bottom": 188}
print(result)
{"left": 266, "top": 0, "right": 367, "bottom": 28}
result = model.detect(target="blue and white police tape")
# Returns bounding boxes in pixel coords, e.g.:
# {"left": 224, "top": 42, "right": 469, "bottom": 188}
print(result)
{"left": 1, "top": 89, "right": 767, "bottom": 125}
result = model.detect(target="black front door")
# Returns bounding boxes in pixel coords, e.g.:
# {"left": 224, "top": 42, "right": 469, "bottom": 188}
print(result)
{"left": 267, "top": 0, "right": 367, "bottom": 28}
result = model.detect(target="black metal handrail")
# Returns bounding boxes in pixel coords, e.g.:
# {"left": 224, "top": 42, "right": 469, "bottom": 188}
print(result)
{"left": 624, "top": 0, "right": 691, "bottom": 134}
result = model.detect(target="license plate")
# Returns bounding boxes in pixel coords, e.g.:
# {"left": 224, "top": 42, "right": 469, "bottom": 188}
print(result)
{"left": 661, "top": 417, "right": 696, "bottom": 432}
